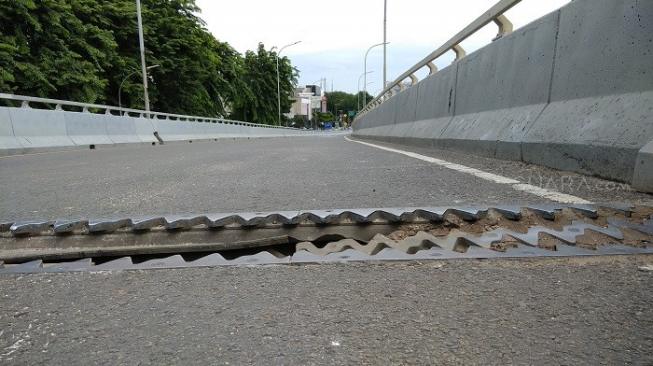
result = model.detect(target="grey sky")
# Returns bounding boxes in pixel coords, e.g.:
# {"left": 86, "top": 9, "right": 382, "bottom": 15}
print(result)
{"left": 195, "top": 0, "right": 570, "bottom": 94}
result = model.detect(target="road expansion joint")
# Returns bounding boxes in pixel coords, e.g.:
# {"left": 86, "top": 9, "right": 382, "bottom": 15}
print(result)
{"left": 0, "top": 204, "right": 651, "bottom": 273}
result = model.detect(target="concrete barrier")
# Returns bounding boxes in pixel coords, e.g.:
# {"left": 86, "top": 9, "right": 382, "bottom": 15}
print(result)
{"left": 218, "top": 122, "right": 237, "bottom": 137}
{"left": 9, "top": 108, "right": 75, "bottom": 150}
{"left": 0, "top": 104, "right": 314, "bottom": 156}
{"left": 353, "top": 0, "right": 653, "bottom": 191}
{"left": 104, "top": 114, "right": 142, "bottom": 144}
{"left": 356, "top": 62, "right": 457, "bottom": 148}
{"left": 440, "top": 11, "right": 558, "bottom": 160}
{"left": 633, "top": 140, "right": 653, "bottom": 192}
{"left": 398, "top": 64, "right": 458, "bottom": 148}
{"left": 0, "top": 108, "right": 23, "bottom": 155}
{"left": 157, "top": 119, "right": 209, "bottom": 141}
{"left": 521, "top": 0, "right": 653, "bottom": 182}
{"left": 64, "top": 111, "right": 113, "bottom": 147}
{"left": 133, "top": 116, "right": 158, "bottom": 143}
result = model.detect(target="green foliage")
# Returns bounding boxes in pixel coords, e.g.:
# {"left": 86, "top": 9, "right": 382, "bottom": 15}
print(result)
{"left": 316, "top": 112, "right": 334, "bottom": 122}
{"left": 290, "top": 114, "right": 307, "bottom": 127}
{"left": 0, "top": 0, "right": 115, "bottom": 102}
{"left": 0, "top": 0, "right": 298, "bottom": 122}
{"left": 230, "top": 43, "right": 298, "bottom": 125}
{"left": 325, "top": 91, "right": 373, "bottom": 116}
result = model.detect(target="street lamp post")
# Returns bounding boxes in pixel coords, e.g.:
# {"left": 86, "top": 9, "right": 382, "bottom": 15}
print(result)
{"left": 363, "top": 81, "right": 374, "bottom": 110}
{"left": 363, "top": 42, "right": 389, "bottom": 106}
{"left": 357, "top": 71, "right": 374, "bottom": 110}
{"left": 118, "top": 64, "right": 160, "bottom": 113}
{"left": 383, "top": 0, "right": 388, "bottom": 89}
{"left": 135, "top": 0, "right": 151, "bottom": 118}
{"left": 274, "top": 41, "right": 301, "bottom": 126}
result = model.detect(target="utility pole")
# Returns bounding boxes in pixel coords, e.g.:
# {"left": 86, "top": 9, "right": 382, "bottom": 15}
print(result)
{"left": 383, "top": 0, "right": 387, "bottom": 89}
{"left": 135, "top": 0, "right": 150, "bottom": 117}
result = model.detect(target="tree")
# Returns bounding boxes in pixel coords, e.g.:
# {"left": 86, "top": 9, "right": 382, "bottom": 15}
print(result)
{"left": 316, "top": 112, "right": 334, "bottom": 122}
{"left": 99, "top": 0, "right": 247, "bottom": 117}
{"left": 0, "top": 0, "right": 117, "bottom": 103}
{"left": 230, "top": 43, "right": 298, "bottom": 124}
{"left": 0, "top": 0, "right": 299, "bottom": 122}
{"left": 326, "top": 91, "right": 373, "bottom": 116}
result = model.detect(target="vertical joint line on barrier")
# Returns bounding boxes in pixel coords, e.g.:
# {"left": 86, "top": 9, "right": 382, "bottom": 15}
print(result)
{"left": 546, "top": 9, "right": 562, "bottom": 104}
{"left": 520, "top": 10, "right": 564, "bottom": 163}
{"left": 451, "top": 62, "right": 460, "bottom": 117}
{"left": 411, "top": 79, "right": 419, "bottom": 124}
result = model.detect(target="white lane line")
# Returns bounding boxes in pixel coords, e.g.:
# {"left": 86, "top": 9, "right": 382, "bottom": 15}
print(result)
{"left": 344, "top": 136, "right": 592, "bottom": 204}
{"left": 511, "top": 184, "right": 592, "bottom": 204}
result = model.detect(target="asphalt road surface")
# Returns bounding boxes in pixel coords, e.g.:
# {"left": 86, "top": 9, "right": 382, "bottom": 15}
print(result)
{"left": 1, "top": 257, "right": 652, "bottom": 365}
{"left": 1, "top": 135, "right": 651, "bottom": 221}
{"left": 2, "top": 135, "right": 653, "bottom": 365}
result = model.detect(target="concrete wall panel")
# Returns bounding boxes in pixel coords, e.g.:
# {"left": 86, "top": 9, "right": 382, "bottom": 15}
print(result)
{"left": 523, "top": 0, "right": 653, "bottom": 182}
{"left": 157, "top": 120, "right": 196, "bottom": 141}
{"left": 438, "top": 11, "right": 558, "bottom": 159}
{"left": 632, "top": 140, "right": 653, "bottom": 192}
{"left": 64, "top": 112, "right": 113, "bottom": 146}
{"left": 550, "top": 0, "right": 653, "bottom": 100}
{"left": 374, "top": 95, "right": 399, "bottom": 127}
{"left": 10, "top": 108, "right": 75, "bottom": 149}
{"left": 105, "top": 114, "right": 142, "bottom": 144}
{"left": 454, "top": 11, "right": 559, "bottom": 114}
{"left": 0, "top": 108, "right": 23, "bottom": 155}
{"left": 523, "top": 91, "right": 653, "bottom": 181}
{"left": 133, "top": 117, "right": 158, "bottom": 143}
{"left": 394, "top": 87, "right": 419, "bottom": 124}
{"left": 441, "top": 104, "right": 547, "bottom": 159}
{"left": 414, "top": 64, "right": 458, "bottom": 121}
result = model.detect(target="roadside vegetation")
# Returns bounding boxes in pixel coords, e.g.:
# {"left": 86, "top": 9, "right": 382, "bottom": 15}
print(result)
{"left": 0, "top": 0, "right": 297, "bottom": 124}
{"left": 326, "top": 91, "right": 374, "bottom": 116}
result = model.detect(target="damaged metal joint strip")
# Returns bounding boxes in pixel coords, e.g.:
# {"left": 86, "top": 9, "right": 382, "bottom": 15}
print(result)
{"left": 0, "top": 204, "right": 652, "bottom": 274}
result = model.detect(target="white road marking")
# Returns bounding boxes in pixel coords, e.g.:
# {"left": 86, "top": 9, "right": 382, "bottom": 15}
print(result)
{"left": 511, "top": 184, "right": 592, "bottom": 204}
{"left": 344, "top": 136, "right": 592, "bottom": 204}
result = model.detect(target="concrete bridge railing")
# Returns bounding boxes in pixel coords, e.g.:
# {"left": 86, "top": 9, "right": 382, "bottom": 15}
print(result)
{"left": 353, "top": 0, "right": 653, "bottom": 193}
{"left": 0, "top": 93, "right": 314, "bottom": 156}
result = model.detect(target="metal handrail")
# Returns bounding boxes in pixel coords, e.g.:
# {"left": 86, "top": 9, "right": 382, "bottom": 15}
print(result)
{"left": 356, "top": 0, "right": 521, "bottom": 118}
{"left": 0, "top": 93, "right": 298, "bottom": 130}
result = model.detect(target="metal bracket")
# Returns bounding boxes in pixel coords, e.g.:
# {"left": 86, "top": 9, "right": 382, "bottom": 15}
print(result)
{"left": 427, "top": 62, "right": 438, "bottom": 75}
{"left": 452, "top": 44, "right": 467, "bottom": 62}
{"left": 493, "top": 14, "right": 514, "bottom": 40}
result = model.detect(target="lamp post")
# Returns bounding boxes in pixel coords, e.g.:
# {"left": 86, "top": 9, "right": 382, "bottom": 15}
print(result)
{"left": 383, "top": 0, "right": 388, "bottom": 89}
{"left": 135, "top": 0, "right": 151, "bottom": 118}
{"left": 357, "top": 71, "right": 374, "bottom": 110}
{"left": 119, "top": 64, "right": 160, "bottom": 113}
{"left": 363, "top": 81, "right": 374, "bottom": 110}
{"left": 363, "top": 42, "right": 389, "bottom": 106}
{"left": 274, "top": 41, "right": 301, "bottom": 126}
